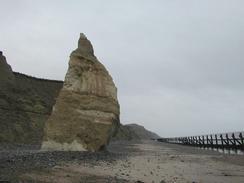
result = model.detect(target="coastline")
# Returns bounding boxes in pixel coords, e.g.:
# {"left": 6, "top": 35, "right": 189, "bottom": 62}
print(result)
{"left": 1, "top": 140, "right": 244, "bottom": 182}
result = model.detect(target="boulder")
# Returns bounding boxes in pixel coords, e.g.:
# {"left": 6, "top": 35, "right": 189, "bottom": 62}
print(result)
{"left": 42, "top": 33, "right": 120, "bottom": 151}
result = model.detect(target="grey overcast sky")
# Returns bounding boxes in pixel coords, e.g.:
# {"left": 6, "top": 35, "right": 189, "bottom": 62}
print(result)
{"left": 0, "top": 0, "right": 243, "bottom": 137}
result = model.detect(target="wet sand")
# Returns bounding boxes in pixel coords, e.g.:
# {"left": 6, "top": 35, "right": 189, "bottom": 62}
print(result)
{"left": 1, "top": 140, "right": 244, "bottom": 183}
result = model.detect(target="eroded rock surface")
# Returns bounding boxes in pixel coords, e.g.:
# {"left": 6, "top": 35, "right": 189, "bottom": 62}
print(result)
{"left": 42, "top": 33, "right": 120, "bottom": 151}
{"left": 0, "top": 51, "right": 15, "bottom": 89}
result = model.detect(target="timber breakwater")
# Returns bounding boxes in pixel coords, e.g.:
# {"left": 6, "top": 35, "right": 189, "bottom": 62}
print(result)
{"left": 158, "top": 131, "right": 244, "bottom": 154}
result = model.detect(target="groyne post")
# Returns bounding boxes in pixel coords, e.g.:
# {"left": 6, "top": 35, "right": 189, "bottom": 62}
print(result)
{"left": 157, "top": 132, "right": 244, "bottom": 151}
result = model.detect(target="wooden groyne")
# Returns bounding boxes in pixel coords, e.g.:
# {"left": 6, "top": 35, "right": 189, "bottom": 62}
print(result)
{"left": 157, "top": 132, "right": 244, "bottom": 150}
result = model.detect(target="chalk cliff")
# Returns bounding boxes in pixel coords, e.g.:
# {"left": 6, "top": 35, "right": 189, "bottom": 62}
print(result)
{"left": 1, "top": 49, "right": 159, "bottom": 147}
{"left": 42, "top": 34, "right": 120, "bottom": 151}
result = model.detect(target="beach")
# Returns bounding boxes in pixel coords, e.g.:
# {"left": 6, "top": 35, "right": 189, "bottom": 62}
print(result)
{"left": 1, "top": 140, "right": 244, "bottom": 183}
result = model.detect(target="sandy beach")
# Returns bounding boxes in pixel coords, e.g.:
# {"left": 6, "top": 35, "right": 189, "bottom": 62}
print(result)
{"left": 1, "top": 140, "right": 244, "bottom": 183}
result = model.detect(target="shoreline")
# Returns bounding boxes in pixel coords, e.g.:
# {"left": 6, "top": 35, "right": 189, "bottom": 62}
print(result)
{"left": 1, "top": 140, "right": 244, "bottom": 182}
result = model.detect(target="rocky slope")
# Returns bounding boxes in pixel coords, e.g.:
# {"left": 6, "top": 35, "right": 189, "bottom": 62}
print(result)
{"left": 113, "top": 124, "right": 160, "bottom": 141}
{"left": 0, "top": 52, "right": 63, "bottom": 144}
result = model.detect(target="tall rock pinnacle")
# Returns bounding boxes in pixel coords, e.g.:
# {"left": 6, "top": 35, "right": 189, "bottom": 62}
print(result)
{"left": 42, "top": 33, "right": 120, "bottom": 151}
{"left": 0, "top": 52, "right": 15, "bottom": 89}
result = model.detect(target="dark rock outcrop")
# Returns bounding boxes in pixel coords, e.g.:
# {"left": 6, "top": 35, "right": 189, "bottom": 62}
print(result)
{"left": 0, "top": 51, "right": 15, "bottom": 89}
{"left": 0, "top": 52, "right": 63, "bottom": 144}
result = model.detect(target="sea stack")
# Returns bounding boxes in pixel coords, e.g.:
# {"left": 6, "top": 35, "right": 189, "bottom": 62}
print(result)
{"left": 42, "top": 33, "right": 120, "bottom": 151}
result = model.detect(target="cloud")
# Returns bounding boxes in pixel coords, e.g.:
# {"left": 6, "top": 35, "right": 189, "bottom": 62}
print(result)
{"left": 0, "top": 0, "right": 243, "bottom": 136}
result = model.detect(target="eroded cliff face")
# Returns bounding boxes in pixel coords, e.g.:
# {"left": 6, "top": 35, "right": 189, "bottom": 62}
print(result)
{"left": 0, "top": 52, "right": 157, "bottom": 145}
{"left": 0, "top": 52, "right": 63, "bottom": 144}
{"left": 42, "top": 34, "right": 120, "bottom": 151}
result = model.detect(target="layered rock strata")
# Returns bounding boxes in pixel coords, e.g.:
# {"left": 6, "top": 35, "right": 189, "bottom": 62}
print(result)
{"left": 42, "top": 33, "right": 120, "bottom": 151}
